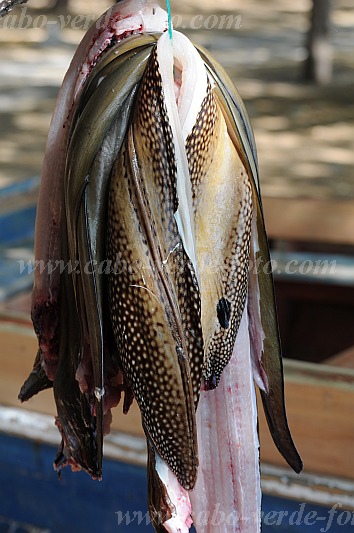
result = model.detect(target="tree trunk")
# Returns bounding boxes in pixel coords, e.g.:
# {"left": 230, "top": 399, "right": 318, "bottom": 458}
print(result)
{"left": 304, "top": 0, "right": 332, "bottom": 85}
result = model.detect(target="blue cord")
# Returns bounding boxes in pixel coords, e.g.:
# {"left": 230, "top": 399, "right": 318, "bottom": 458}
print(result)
{"left": 166, "top": 0, "right": 173, "bottom": 40}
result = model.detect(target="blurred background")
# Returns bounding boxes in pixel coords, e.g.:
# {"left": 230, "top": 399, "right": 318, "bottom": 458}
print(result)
{"left": 0, "top": 0, "right": 353, "bottom": 532}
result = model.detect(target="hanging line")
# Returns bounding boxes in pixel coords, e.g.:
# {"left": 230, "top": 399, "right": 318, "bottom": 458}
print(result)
{"left": 166, "top": 0, "right": 173, "bottom": 40}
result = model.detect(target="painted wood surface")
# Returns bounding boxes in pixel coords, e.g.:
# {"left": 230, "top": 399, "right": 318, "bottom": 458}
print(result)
{"left": 1, "top": 432, "right": 353, "bottom": 533}
{"left": 263, "top": 197, "right": 354, "bottom": 246}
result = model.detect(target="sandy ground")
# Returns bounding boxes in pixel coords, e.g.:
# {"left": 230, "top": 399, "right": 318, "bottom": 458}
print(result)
{"left": 0, "top": 0, "right": 353, "bottom": 200}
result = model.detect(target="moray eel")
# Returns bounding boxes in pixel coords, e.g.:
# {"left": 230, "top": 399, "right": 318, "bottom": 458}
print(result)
{"left": 19, "top": 1, "right": 302, "bottom": 531}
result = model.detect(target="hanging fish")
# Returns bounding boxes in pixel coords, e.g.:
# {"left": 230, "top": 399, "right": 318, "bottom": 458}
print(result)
{"left": 19, "top": 1, "right": 302, "bottom": 531}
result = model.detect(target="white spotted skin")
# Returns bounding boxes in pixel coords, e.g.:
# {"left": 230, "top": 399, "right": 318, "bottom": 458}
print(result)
{"left": 185, "top": 83, "right": 253, "bottom": 389}
{"left": 107, "top": 47, "right": 203, "bottom": 491}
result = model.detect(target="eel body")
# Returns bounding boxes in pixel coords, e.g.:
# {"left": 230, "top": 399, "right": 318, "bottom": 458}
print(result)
{"left": 19, "top": 1, "right": 302, "bottom": 531}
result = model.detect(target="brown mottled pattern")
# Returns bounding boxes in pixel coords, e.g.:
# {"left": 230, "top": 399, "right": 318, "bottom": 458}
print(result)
{"left": 186, "top": 81, "right": 253, "bottom": 388}
{"left": 106, "top": 48, "right": 203, "bottom": 490}
{"left": 134, "top": 49, "right": 204, "bottom": 409}
{"left": 186, "top": 80, "right": 217, "bottom": 207}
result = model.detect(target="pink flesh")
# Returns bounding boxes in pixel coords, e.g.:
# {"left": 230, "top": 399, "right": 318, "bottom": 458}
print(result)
{"left": 32, "top": 0, "right": 166, "bottom": 378}
{"left": 74, "top": 0, "right": 168, "bottom": 98}
{"left": 156, "top": 303, "right": 262, "bottom": 533}
{"left": 155, "top": 454, "right": 193, "bottom": 533}
{"left": 189, "top": 305, "right": 261, "bottom": 533}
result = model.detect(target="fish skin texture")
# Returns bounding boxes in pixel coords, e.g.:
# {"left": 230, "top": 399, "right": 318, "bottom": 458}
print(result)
{"left": 18, "top": 3, "right": 302, "bottom": 532}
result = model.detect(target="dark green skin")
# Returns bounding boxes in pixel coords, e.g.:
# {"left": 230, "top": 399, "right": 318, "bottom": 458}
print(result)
{"left": 19, "top": 37, "right": 159, "bottom": 479}
{"left": 58, "top": 43, "right": 156, "bottom": 478}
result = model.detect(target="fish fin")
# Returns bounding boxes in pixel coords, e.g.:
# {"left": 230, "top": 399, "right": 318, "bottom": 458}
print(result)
{"left": 76, "top": 200, "right": 104, "bottom": 473}
{"left": 255, "top": 201, "right": 303, "bottom": 474}
{"left": 122, "top": 377, "right": 135, "bottom": 415}
{"left": 18, "top": 349, "right": 53, "bottom": 402}
{"left": 53, "top": 247, "right": 101, "bottom": 478}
